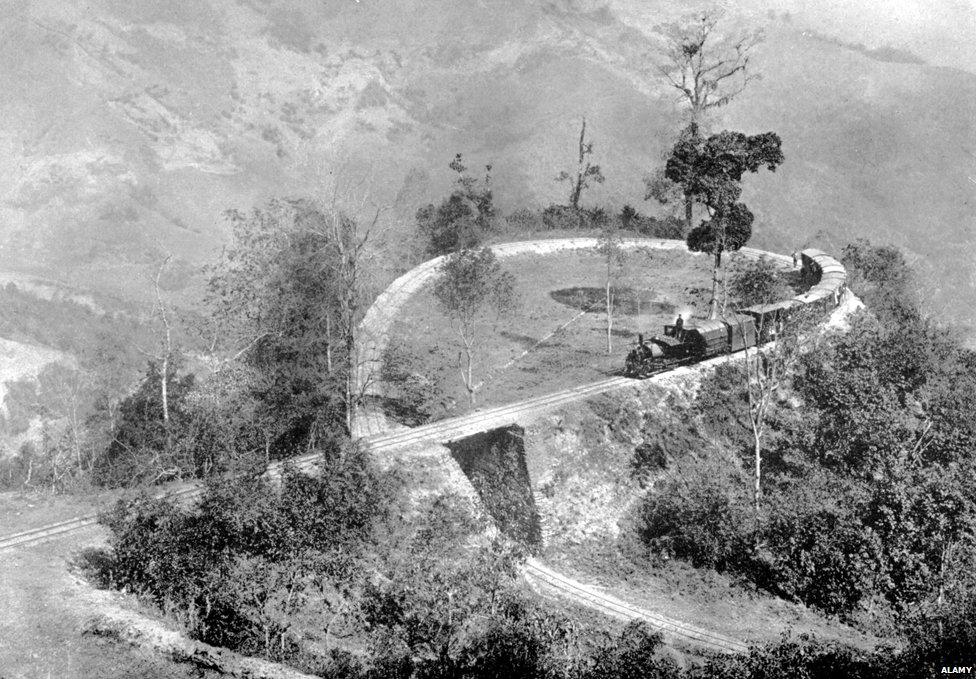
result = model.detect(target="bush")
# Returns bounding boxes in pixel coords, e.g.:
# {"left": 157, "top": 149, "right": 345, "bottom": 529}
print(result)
{"left": 417, "top": 154, "right": 496, "bottom": 255}
{"left": 542, "top": 204, "right": 585, "bottom": 230}
{"left": 504, "top": 207, "right": 544, "bottom": 234}
{"left": 585, "top": 621, "right": 679, "bottom": 679}
{"left": 691, "top": 635, "right": 877, "bottom": 679}
{"left": 692, "top": 362, "right": 751, "bottom": 445}
{"left": 416, "top": 193, "right": 488, "bottom": 255}
{"left": 638, "top": 462, "right": 752, "bottom": 572}
{"left": 728, "top": 255, "right": 793, "bottom": 308}
{"left": 97, "top": 444, "right": 392, "bottom": 665}
{"left": 91, "top": 357, "right": 197, "bottom": 487}
{"left": 762, "top": 496, "right": 882, "bottom": 616}
{"left": 380, "top": 344, "right": 438, "bottom": 425}
{"left": 619, "top": 205, "right": 683, "bottom": 239}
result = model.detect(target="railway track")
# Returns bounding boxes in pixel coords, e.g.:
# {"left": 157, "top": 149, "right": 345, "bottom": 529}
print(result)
{"left": 524, "top": 559, "right": 749, "bottom": 654}
{"left": 0, "top": 374, "right": 631, "bottom": 553}
{"left": 1, "top": 239, "right": 838, "bottom": 654}
{"left": 0, "top": 361, "right": 752, "bottom": 652}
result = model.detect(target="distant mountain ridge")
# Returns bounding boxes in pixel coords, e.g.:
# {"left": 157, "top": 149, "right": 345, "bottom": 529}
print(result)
{"left": 0, "top": 0, "right": 973, "bottom": 339}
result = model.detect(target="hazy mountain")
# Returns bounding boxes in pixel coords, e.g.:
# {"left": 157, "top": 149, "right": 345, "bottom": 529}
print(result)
{"left": 0, "top": 0, "right": 973, "bottom": 337}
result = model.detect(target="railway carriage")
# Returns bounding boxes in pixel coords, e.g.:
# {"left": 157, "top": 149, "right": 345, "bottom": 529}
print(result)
{"left": 741, "top": 299, "right": 798, "bottom": 343}
{"left": 624, "top": 247, "right": 848, "bottom": 378}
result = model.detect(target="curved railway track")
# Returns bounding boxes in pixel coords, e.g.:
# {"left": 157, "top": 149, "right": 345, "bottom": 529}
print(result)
{"left": 524, "top": 559, "right": 749, "bottom": 654}
{"left": 0, "top": 238, "right": 851, "bottom": 655}
{"left": 0, "top": 367, "right": 751, "bottom": 653}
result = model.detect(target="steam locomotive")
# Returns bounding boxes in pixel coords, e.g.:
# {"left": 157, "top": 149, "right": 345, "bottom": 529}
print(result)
{"left": 624, "top": 249, "right": 847, "bottom": 378}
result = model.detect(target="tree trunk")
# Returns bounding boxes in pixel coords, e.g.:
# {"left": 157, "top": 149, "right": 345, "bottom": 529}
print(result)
{"left": 605, "top": 276, "right": 613, "bottom": 354}
{"left": 571, "top": 118, "right": 587, "bottom": 210}
{"left": 709, "top": 250, "right": 722, "bottom": 318}
{"left": 325, "top": 311, "right": 333, "bottom": 375}
{"left": 161, "top": 353, "right": 169, "bottom": 423}
{"left": 465, "top": 345, "right": 476, "bottom": 405}
{"left": 682, "top": 121, "right": 699, "bottom": 234}
{"left": 721, "top": 254, "right": 730, "bottom": 315}
{"left": 344, "top": 321, "right": 355, "bottom": 434}
{"left": 753, "top": 430, "right": 762, "bottom": 548}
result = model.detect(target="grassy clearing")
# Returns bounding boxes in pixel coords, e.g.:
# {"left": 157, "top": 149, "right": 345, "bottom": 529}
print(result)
{"left": 387, "top": 247, "right": 716, "bottom": 420}
{"left": 384, "top": 245, "right": 802, "bottom": 421}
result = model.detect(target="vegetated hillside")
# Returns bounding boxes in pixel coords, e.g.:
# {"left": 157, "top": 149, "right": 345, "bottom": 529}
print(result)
{"left": 0, "top": 0, "right": 973, "bottom": 335}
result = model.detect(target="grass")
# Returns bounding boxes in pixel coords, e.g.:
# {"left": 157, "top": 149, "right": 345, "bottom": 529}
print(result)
{"left": 384, "top": 246, "right": 801, "bottom": 422}
{"left": 386, "top": 247, "right": 715, "bottom": 420}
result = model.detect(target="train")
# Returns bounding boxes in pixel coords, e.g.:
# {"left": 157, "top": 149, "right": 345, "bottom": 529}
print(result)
{"left": 624, "top": 249, "right": 847, "bottom": 378}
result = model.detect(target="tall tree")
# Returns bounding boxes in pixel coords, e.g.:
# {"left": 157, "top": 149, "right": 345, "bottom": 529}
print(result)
{"left": 651, "top": 11, "right": 763, "bottom": 231}
{"left": 596, "top": 219, "right": 626, "bottom": 354}
{"left": 207, "top": 198, "right": 377, "bottom": 446}
{"left": 657, "top": 10, "right": 762, "bottom": 125}
{"left": 298, "top": 205, "right": 382, "bottom": 434}
{"left": 417, "top": 154, "right": 496, "bottom": 256}
{"left": 433, "top": 247, "right": 518, "bottom": 405}
{"left": 666, "top": 129, "right": 784, "bottom": 317}
{"left": 737, "top": 296, "right": 818, "bottom": 543}
{"left": 556, "top": 117, "right": 605, "bottom": 210}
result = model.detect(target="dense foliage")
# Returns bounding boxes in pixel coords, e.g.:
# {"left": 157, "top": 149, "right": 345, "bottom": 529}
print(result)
{"left": 665, "top": 126, "right": 784, "bottom": 315}
{"left": 638, "top": 240, "right": 976, "bottom": 629}
{"left": 416, "top": 154, "right": 497, "bottom": 256}
{"left": 98, "top": 439, "right": 391, "bottom": 667}
{"left": 728, "top": 256, "right": 793, "bottom": 308}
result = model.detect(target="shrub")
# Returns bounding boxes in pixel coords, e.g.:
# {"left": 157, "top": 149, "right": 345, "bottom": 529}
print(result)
{"left": 97, "top": 444, "right": 392, "bottom": 664}
{"left": 585, "top": 621, "right": 679, "bottom": 679}
{"left": 91, "top": 357, "right": 197, "bottom": 487}
{"left": 691, "top": 634, "right": 877, "bottom": 679}
{"left": 416, "top": 193, "right": 487, "bottom": 255}
{"left": 417, "top": 154, "right": 496, "bottom": 255}
{"left": 619, "top": 205, "right": 683, "bottom": 239}
{"left": 692, "top": 362, "right": 751, "bottom": 445}
{"left": 728, "top": 255, "right": 792, "bottom": 308}
{"left": 762, "top": 498, "right": 882, "bottom": 616}
{"left": 504, "top": 207, "right": 544, "bottom": 234}
{"left": 638, "top": 462, "right": 752, "bottom": 572}
{"left": 380, "top": 344, "right": 438, "bottom": 425}
{"left": 542, "top": 204, "right": 585, "bottom": 230}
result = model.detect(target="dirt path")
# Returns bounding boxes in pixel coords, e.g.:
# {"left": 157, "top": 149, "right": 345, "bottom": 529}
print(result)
{"left": 0, "top": 526, "right": 219, "bottom": 679}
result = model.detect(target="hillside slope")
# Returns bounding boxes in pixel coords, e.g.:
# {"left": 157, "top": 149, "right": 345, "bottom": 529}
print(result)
{"left": 0, "top": 0, "right": 972, "bottom": 334}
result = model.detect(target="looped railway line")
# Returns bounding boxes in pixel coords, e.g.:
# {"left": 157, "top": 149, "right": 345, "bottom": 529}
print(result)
{"left": 0, "top": 238, "right": 853, "bottom": 655}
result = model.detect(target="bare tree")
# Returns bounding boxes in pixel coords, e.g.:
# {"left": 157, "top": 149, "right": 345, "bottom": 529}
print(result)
{"left": 556, "top": 117, "right": 605, "bottom": 210}
{"left": 207, "top": 191, "right": 387, "bottom": 446}
{"left": 657, "top": 10, "right": 763, "bottom": 126}
{"left": 151, "top": 257, "right": 174, "bottom": 427}
{"left": 133, "top": 256, "right": 177, "bottom": 466}
{"left": 434, "top": 248, "right": 517, "bottom": 405}
{"left": 653, "top": 10, "right": 763, "bottom": 231}
{"left": 596, "top": 220, "right": 626, "bottom": 354}
{"left": 736, "top": 304, "right": 818, "bottom": 544}
{"left": 318, "top": 207, "right": 382, "bottom": 435}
